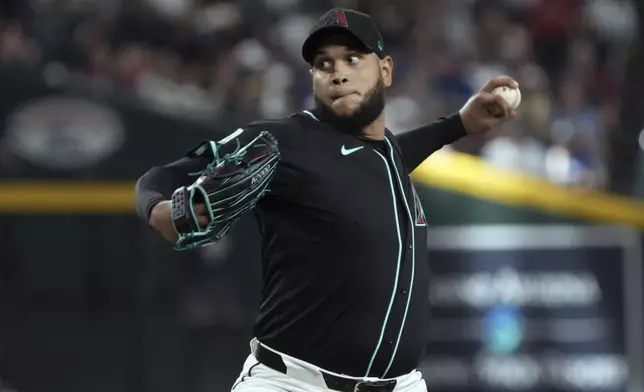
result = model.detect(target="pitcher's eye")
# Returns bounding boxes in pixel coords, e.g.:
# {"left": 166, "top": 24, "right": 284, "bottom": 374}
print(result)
{"left": 314, "top": 60, "right": 332, "bottom": 70}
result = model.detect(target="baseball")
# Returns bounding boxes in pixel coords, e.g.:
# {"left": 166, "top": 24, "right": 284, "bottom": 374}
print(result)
{"left": 492, "top": 85, "right": 521, "bottom": 110}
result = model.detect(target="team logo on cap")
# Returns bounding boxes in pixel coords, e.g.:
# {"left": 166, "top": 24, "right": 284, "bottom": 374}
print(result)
{"left": 324, "top": 9, "right": 348, "bottom": 27}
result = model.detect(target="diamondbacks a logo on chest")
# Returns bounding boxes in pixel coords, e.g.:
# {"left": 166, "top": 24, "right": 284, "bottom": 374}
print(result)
{"left": 411, "top": 184, "right": 427, "bottom": 226}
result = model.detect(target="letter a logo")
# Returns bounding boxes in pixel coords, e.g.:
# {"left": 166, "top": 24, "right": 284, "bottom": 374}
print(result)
{"left": 324, "top": 9, "right": 348, "bottom": 27}
{"left": 411, "top": 185, "right": 427, "bottom": 227}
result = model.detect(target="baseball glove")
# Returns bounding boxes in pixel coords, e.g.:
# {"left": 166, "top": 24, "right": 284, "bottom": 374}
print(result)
{"left": 170, "top": 130, "right": 280, "bottom": 251}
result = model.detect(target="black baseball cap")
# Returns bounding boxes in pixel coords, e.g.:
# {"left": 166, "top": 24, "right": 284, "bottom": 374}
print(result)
{"left": 301, "top": 8, "right": 386, "bottom": 64}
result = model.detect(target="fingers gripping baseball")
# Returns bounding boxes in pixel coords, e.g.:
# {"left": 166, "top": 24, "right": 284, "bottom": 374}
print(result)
{"left": 459, "top": 75, "right": 520, "bottom": 135}
{"left": 480, "top": 75, "right": 518, "bottom": 94}
{"left": 477, "top": 93, "right": 512, "bottom": 118}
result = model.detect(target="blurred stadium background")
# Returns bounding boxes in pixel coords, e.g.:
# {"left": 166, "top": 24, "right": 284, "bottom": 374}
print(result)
{"left": 0, "top": 0, "right": 643, "bottom": 391}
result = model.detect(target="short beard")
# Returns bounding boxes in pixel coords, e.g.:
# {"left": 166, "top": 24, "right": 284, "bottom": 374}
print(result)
{"left": 314, "top": 77, "right": 386, "bottom": 135}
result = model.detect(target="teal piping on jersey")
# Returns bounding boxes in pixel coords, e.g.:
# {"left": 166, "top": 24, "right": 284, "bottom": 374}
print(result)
{"left": 381, "top": 137, "right": 416, "bottom": 378}
{"left": 302, "top": 110, "right": 319, "bottom": 121}
{"left": 365, "top": 149, "right": 404, "bottom": 378}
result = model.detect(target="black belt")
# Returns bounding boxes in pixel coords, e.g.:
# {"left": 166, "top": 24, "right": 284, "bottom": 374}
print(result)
{"left": 253, "top": 343, "right": 397, "bottom": 392}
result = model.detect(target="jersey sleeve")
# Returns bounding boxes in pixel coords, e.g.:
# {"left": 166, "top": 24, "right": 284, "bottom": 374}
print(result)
{"left": 396, "top": 112, "right": 467, "bottom": 172}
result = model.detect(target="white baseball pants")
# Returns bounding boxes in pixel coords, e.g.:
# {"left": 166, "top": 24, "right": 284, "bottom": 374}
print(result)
{"left": 231, "top": 339, "right": 428, "bottom": 392}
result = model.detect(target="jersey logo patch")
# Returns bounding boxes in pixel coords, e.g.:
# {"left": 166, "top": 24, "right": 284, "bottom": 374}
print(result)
{"left": 411, "top": 184, "right": 427, "bottom": 226}
{"left": 341, "top": 145, "right": 363, "bottom": 155}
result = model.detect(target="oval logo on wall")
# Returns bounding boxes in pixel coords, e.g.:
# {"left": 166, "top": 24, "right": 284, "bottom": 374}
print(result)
{"left": 4, "top": 97, "right": 125, "bottom": 170}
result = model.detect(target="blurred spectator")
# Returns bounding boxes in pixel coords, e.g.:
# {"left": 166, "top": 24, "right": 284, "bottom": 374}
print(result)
{"left": 0, "top": 0, "right": 634, "bottom": 189}
{"left": 0, "top": 22, "right": 40, "bottom": 67}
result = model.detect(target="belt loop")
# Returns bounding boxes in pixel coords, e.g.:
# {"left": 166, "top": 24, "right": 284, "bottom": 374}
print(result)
{"left": 250, "top": 337, "right": 259, "bottom": 356}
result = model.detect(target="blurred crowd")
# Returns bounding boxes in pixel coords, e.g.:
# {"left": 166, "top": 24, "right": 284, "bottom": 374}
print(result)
{"left": 0, "top": 0, "right": 637, "bottom": 188}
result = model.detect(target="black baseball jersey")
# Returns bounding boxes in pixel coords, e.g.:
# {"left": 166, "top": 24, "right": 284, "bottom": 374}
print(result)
{"left": 135, "top": 109, "right": 466, "bottom": 378}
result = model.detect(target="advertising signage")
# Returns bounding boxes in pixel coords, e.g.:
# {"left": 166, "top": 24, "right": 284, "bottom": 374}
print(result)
{"left": 422, "top": 225, "right": 643, "bottom": 392}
